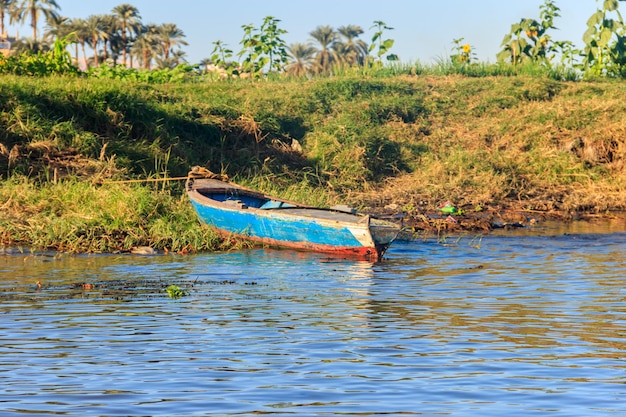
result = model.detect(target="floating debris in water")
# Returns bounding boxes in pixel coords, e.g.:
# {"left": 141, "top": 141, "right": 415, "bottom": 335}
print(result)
{"left": 130, "top": 246, "right": 158, "bottom": 255}
{"left": 0, "top": 277, "right": 267, "bottom": 304}
{"left": 166, "top": 285, "right": 188, "bottom": 299}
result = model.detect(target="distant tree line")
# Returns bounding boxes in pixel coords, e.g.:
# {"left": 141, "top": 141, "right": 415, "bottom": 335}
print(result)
{"left": 1, "top": 0, "right": 626, "bottom": 79}
{"left": 0, "top": 0, "right": 187, "bottom": 69}
{"left": 205, "top": 17, "right": 396, "bottom": 78}
{"left": 0, "top": 1, "right": 396, "bottom": 76}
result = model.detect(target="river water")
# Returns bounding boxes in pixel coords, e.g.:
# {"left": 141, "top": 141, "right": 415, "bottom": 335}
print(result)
{"left": 1, "top": 219, "right": 625, "bottom": 416}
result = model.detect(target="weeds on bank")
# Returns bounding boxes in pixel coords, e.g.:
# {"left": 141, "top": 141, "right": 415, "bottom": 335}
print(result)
{"left": 0, "top": 176, "right": 221, "bottom": 253}
{"left": 294, "top": 60, "right": 579, "bottom": 81}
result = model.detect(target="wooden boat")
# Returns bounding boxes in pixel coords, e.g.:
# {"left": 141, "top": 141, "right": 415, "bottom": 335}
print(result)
{"left": 186, "top": 167, "right": 400, "bottom": 260}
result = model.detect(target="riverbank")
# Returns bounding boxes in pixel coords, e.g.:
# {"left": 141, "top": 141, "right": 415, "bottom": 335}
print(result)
{"left": 1, "top": 173, "right": 623, "bottom": 255}
{"left": 1, "top": 74, "right": 625, "bottom": 252}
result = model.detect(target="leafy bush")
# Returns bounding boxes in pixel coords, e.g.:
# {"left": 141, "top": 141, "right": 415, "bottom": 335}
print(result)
{"left": 0, "top": 36, "right": 79, "bottom": 76}
{"left": 87, "top": 63, "right": 203, "bottom": 83}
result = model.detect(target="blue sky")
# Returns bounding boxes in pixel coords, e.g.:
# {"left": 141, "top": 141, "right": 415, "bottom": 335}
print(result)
{"left": 5, "top": 1, "right": 599, "bottom": 64}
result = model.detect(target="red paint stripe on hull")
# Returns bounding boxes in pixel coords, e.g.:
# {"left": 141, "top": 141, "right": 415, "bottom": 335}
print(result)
{"left": 214, "top": 229, "right": 386, "bottom": 261}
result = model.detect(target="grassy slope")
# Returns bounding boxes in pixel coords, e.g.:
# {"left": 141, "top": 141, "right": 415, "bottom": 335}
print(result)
{"left": 1, "top": 74, "right": 625, "bottom": 251}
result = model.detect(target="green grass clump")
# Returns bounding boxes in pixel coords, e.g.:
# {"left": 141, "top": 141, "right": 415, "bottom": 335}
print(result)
{"left": 0, "top": 176, "right": 220, "bottom": 253}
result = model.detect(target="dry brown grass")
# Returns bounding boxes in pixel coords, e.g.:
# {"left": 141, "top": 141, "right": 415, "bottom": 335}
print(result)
{"left": 347, "top": 78, "right": 626, "bottom": 216}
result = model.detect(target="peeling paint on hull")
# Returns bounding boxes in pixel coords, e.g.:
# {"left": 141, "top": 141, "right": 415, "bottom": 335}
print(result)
{"left": 186, "top": 176, "right": 400, "bottom": 261}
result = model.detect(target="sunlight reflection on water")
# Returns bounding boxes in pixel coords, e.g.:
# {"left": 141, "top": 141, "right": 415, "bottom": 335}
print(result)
{"left": 1, "top": 221, "right": 625, "bottom": 416}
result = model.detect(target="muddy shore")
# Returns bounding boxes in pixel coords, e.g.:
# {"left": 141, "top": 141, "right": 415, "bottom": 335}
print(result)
{"left": 369, "top": 202, "right": 626, "bottom": 237}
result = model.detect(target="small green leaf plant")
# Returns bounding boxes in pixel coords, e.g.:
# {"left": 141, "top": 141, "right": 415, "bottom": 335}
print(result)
{"left": 450, "top": 38, "right": 475, "bottom": 65}
{"left": 0, "top": 34, "right": 79, "bottom": 76}
{"left": 581, "top": 0, "right": 626, "bottom": 77}
{"left": 236, "top": 16, "right": 289, "bottom": 78}
{"left": 209, "top": 40, "right": 234, "bottom": 77}
{"left": 497, "top": 0, "right": 562, "bottom": 66}
{"left": 166, "top": 284, "right": 189, "bottom": 299}
{"left": 369, "top": 20, "right": 396, "bottom": 63}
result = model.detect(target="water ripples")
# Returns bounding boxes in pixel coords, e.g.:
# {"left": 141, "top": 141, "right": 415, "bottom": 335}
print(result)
{"left": 1, "top": 223, "right": 625, "bottom": 416}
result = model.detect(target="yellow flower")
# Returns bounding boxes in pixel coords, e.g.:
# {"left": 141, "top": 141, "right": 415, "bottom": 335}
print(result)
{"left": 462, "top": 44, "right": 471, "bottom": 54}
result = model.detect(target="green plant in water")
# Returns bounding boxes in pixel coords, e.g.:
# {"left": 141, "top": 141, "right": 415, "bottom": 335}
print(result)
{"left": 166, "top": 284, "right": 188, "bottom": 299}
{"left": 469, "top": 235, "right": 483, "bottom": 249}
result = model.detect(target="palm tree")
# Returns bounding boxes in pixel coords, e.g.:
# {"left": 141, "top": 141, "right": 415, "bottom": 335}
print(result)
{"left": 11, "top": 36, "right": 48, "bottom": 53}
{"left": 99, "top": 14, "right": 119, "bottom": 60}
{"left": 69, "top": 17, "right": 89, "bottom": 68}
{"left": 0, "top": 0, "right": 15, "bottom": 38}
{"left": 156, "top": 22, "right": 187, "bottom": 61}
{"left": 10, "top": 0, "right": 60, "bottom": 41}
{"left": 131, "top": 34, "right": 151, "bottom": 69}
{"left": 112, "top": 3, "right": 140, "bottom": 67}
{"left": 42, "top": 13, "right": 68, "bottom": 41}
{"left": 131, "top": 24, "right": 159, "bottom": 69}
{"left": 107, "top": 29, "right": 123, "bottom": 64}
{"left": 153, "top": 49, "right": 186, "bottom": 69}
{"left": 335, "top": 24, "right": 368, "bottom": 66}
{"left": 170, "top": 49, "right": 186, "bottom": 65}
{"left": 286, "top": 42, "right": 316, "bottom": 77}
{"left": 154, "top": 56, "right": 175, "bottom": 69}
{"left": 85, "top": 14, "right": 107, "bottom": 66}
{"left": 198, "top": 57, "right": 213, "bottom": 73}
{"left": 309, "top": 25, "right": 337, "bottom": 74}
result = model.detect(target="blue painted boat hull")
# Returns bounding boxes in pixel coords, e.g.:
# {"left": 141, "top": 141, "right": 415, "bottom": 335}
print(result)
{"left": 186, "top": 171, "right": 400, "bottom": 260}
